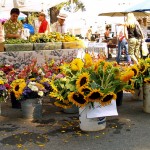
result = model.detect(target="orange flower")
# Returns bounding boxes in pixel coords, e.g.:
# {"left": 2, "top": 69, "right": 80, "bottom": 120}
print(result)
{"left": 120, "top": 70, "right": 134, "bottom": 82}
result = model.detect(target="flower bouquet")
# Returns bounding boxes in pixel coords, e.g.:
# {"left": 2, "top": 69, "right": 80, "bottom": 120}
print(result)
{"left": 0, "top": 70, "right": 10, "bottom": 115}
{"left": 49, "top": 53, "right": 135, "bottom": 131}
{"left": 49, "top": 53, "right": 134, "bottom": 109}
{"left": 0, "top": 70, "right": 10, "bottom": 102}
{"left": 9, "top": 59, "right": 50, "bottom": 110}
{"left": 134, "top": 58, "right": 150, "bottom": 113}
{"left": 128, "top": 58, "right": 150, "bottom": 101}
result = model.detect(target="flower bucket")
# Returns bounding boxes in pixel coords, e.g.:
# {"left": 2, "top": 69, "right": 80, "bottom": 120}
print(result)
{"left": 116, "top": 91, "right": 123, "bottom": 106}
{"left": 63, "top": 105, "right": 78, "bottom": 114}
{"left": 0, "top": 103, "right": 1, "bottom": 115}
{"left": 79, "top": 103, "right": 106, "bottom": 132}
{"left": 21, "top": 98, "right": 42, "bottom": 119}
{"left": 10, "top": 92, "right": 21, "bottom": 109}
{"left": 132, "top": 87, "right": 143, "bottom": 101}
{"left": 143, "top": 83, "right": 150, "bottom": 113}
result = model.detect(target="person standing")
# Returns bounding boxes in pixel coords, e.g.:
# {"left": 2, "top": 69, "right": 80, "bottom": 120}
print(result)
{"left": 0, "top": 22, "right": 5, "bottom": 51}
{"left": 51, "top": 13, "right": 68, "bottom": 34}
{"left": 86, "top": 26, "right": 92, "bottom": 41}
{"left": 104, "top": 26, "right": 111, "bottom": 40}
{"left": 38, "top": 13, "right": 50, "bottom": 33}
{"left": 4, "top": 8, "right": 23, "bottom": 39}
{"left": 116, "top": 26, "right": 131, "bottom": 65}
{"left": 125, "top": 13, "right": 144, "bottom": 64}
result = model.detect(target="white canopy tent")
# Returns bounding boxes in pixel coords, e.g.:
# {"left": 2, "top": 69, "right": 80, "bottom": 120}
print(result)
{"left": 0, "top": 11, "right": 26, "bottom": 19}
{"left": 0, "top": 0, "right": 68, "bottom": 12}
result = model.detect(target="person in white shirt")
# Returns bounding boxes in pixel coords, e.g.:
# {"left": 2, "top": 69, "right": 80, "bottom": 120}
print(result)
{"left": 51, "top": 13, "right": 68, "bottom": 34}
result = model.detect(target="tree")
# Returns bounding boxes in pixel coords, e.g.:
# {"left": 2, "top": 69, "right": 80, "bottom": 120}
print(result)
{"left": 49, "top": 0, "right": 85, "bottom": 24}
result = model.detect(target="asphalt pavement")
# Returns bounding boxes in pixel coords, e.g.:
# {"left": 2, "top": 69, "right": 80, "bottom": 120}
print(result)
{"left": 0, "top": 92, "right": 150, "bottom": 150}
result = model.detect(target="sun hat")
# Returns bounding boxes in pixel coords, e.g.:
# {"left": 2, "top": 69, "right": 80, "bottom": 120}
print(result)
{"left": 57, "top": 13, "right": 68, "bottom": 20}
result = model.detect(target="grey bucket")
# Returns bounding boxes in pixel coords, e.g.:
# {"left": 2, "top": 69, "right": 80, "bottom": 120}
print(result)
{"left": 21, "top": 99, "right": 42, "bottom": 119}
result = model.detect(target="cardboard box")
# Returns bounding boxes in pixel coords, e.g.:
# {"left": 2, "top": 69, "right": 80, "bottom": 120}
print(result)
{"left": 0, "top": 43, "right": 4, "bottom": 52}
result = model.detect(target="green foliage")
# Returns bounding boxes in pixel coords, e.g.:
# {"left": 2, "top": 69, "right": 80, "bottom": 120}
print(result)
{"left": 56, "top": 0, "right": 85, "bottom": 12}
{"left": 4, "top": 39, "right": 30, "bottom": 44}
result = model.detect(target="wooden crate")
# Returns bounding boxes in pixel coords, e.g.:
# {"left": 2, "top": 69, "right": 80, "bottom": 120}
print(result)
{"left": 62, "top": 41, "right": 85, "bottom": 49}
{"left": 5, "top": 43, "right": 33, "bottom": 51}
{"left": 0, "top": 43, "right": 4, "bottom": 52}
{"left": 33, "top": 42, "right": 62, "bottom": 50}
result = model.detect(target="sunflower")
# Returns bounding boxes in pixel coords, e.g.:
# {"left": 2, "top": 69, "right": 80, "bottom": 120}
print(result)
{"left": 78, "top": 86, "right": 91, "bottom": 96}
{"left": 112, "top": 67, "right": 120, "bottom": 79}
{"left": 70, "top": 58, "right": 84, "bottom": 71}
{"left": 138, "top": 60, "right": 148, "bottom": 74}
{"left": 145, "top": 58, "right": 150, "bottom": 65}
{"left": 0, "top": 79, "right": 4, "bottom": 85}
{"left": 100, "top": 92, "right": 117, "bottom": 106}
{"left": 144, "top": 77, "right": 150, "bottom": 84}
{"left": 68, "top": 92, "right": 87, "bottom": 107}
{"left": 103, "top": 62, "right": 112, "bottom": 72}
{"left": 11, "top": 79, "right": 26, "bottom": 99}
{"left": 50, "top": 81, "right": 58, "bottom": 92}
{"left": 54, "top": 101, "right": 72, "bottom": 109}
{"left": 128, "top": 64, "right": 139, "bottom": 77}
{"left": 128, "top": 79, "right": 135, "bottom": 89}
{"left": 120, "top": 70, "right": 134, "bottom": 82}
{"left": 84, "top": 53, "right": 93, "bottom": 68}
{"left": 94, "top": 60, "right": 103, "bottom": 72}
{"left": 87, "top": 89, "right": 104, "bottom": 102}
{"left": 76, "top": 72, "right": 90, "bottom": 89}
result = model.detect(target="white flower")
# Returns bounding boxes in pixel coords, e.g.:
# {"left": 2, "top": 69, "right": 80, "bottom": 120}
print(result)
{"left": 31, "top": 86, "right": 38, "bottom": 92}
{"left": 38, "top": 69, "right": 45, "bottom": 76}
{"left": 0, "top": 71, "right": 4, "bottom": 76}
{"left": 38, "top": 91, "right": 44, "bottom": 97}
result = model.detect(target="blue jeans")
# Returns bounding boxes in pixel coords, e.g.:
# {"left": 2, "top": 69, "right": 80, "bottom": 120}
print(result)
{"left": 116, "top": 38, "right": 131, "bottom": 64}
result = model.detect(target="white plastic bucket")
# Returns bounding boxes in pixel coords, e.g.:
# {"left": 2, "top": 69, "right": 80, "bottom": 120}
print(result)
{"left": 79, "top": 103, "right": 106, "bottom": 131}
{"left": 143, "top": 83, "right": 150, "bottom": 113}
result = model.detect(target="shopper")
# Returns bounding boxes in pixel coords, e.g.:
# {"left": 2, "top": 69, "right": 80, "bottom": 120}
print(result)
{"left": 51, "top": 13, "right": 68, "bottom": 34}
{"left": 116, "top": 26, "right": 131, "bottom": 65}
{"left": 125, "top": 13, "right": 144, "bottom": 64}
{"left": 38, "top": 12, "right": 50, "bottom": 33}
{"left": 104, "top": 26, "right": 111, "bottom": 40}
{"left": 4, "top": 8, "right": 23, "bottom": 39}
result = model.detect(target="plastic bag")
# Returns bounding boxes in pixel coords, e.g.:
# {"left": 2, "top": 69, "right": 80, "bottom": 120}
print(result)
{"left": 141, "top": 41, "right": 149, "bottom": 56}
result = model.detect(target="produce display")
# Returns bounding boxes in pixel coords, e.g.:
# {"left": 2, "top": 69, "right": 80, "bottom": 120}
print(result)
{"left": 3, "top": 32, "right": 85, "bottom": 51}
{"left": 29, "top": 32, "right": 83, "bottom": 43}
{"left": 4, "top": 39, "right": 30, "bottom": 44}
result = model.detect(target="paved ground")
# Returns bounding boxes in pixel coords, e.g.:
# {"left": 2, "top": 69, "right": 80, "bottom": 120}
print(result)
{"left": 0, "top": 92, "right": 150, "bottom": 150}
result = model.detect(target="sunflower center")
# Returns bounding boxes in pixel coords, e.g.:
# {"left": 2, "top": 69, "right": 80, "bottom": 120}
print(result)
{"left": 103, "top": 95, "right": 113, "bottom": 102}
{"left": 132, "top": 69, "right": 137, "bottom": 76}
{"left": 73, "top": 93, "right": 86, "bottom": 104}
{"left": 89, "top": 92, "right": 101, "bottom": 99}
{"left": 140, "top": 65, "right": 145, "bottom": 72}
{"left": 128, "top": 80, "right": 131, "bottom": 85}
{"left": 15, "top": 85, "right": 20, "bottom": 91}
{"left": 80, "top": 77, "right": 87, "bottom": 87}
{"left": 82, "top": 88, "right": 90, "bottom": 95}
